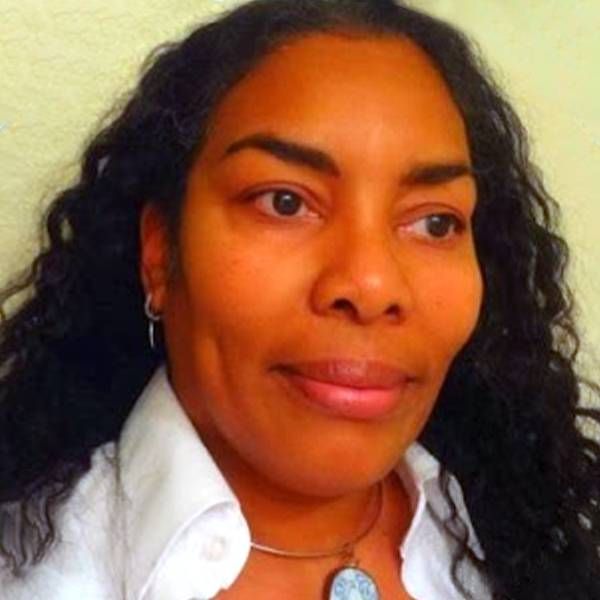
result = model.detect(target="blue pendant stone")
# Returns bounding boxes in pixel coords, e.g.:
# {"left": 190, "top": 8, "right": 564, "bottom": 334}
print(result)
{"left": 328, "top": 566, "right": 379, "bottom": 600}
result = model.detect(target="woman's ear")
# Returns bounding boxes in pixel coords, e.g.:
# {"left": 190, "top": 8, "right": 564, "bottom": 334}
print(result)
{"left": 139, "top": 202, "right": 170, "bottom": 313}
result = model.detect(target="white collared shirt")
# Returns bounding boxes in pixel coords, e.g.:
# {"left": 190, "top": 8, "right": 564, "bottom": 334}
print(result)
{"left": 1, "top": 366, "right": 491, "bottom": 599}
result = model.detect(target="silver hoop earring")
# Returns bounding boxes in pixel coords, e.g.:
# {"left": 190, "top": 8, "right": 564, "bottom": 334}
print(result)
{"left": 144, "top": 294, "right": 162, "bottom": 351}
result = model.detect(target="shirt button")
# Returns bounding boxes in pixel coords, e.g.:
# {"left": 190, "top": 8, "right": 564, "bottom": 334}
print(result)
{"left": 201, "top": 536, "right": 228, "bottom": 561}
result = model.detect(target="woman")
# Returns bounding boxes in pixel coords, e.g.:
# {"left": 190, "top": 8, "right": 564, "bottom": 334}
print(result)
{"left": 1, "top": 0, "right": 599, "bottom": 598}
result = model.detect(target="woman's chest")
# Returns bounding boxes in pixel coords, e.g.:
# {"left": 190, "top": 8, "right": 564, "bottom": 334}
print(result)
{"left": 214, "top": 548, "right": 415, "bottom": 599}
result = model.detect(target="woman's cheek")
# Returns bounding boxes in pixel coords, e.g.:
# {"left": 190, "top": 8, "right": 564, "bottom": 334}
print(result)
{"left": 419, "top": 259, "right": 483, "bottom": 356}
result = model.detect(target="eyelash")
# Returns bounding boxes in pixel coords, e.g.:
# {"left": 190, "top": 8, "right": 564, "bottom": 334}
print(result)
{"left": 245, "top": 187, "right": 467, "bottom": 242}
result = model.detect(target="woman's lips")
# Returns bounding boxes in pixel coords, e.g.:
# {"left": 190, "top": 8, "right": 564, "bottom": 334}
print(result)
{"left": 277, "top": 361, "right": 413, "bottom": 420}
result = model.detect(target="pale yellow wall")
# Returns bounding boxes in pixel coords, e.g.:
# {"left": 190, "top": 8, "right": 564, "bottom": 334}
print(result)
{"left": 1, "top": 1, "right": 598, "bottom": 375}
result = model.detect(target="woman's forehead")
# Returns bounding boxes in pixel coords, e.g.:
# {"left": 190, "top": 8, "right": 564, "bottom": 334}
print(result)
{"left": 200, "top": 32, "right": 470, "bottom": 171}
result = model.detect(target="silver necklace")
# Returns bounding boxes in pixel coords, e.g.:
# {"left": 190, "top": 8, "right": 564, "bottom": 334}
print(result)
{"left": 250, "top": 481, "right": 384, "bottom": 600}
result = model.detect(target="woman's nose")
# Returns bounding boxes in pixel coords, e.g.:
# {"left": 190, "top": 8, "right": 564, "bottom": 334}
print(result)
{"left": 309, "top": 224, "right": 415, "bottom": 326}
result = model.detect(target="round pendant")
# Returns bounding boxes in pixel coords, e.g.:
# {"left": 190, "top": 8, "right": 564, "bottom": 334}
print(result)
{"left": 327, "top": 566, "right": 380, "bottom": 600}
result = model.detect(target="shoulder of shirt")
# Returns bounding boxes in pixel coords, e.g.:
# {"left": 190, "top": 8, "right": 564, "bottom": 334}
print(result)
{"left": 0, "top": 440, "right": 124, "bottom": 599}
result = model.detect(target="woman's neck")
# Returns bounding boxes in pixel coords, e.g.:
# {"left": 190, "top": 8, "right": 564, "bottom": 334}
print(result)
{"left": 200, "top": 428, "right": 410, "bottom": 553}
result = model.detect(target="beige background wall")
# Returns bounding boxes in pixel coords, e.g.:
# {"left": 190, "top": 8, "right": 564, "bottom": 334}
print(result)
{"left": 1, "top": 1, "right": 598, "bottom": 375}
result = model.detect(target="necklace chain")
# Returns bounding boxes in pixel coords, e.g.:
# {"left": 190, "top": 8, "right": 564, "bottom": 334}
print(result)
{"left": 249, "top": 480, "right": 384, "bottom": 560}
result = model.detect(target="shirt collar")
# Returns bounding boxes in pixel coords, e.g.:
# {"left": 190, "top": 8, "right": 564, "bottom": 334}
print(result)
{"left": 117, "top": 365, "right": 489, "bottom": 600}
{"left": 117, "top": 365, "right": 248, "bottom": 599}
{"left": 395, "top": 444, "right": 488, "bottom": 598}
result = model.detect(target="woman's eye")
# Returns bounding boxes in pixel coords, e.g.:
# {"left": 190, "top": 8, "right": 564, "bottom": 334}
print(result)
{"left": 404, "top": 213, "right": 466, "bottom": 241}
{"left": 248, "top": 188, "right": 315, "bottom": 219}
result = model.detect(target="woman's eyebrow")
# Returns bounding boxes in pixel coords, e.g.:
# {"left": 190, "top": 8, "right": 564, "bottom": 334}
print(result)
{"left": 222, "top": 132, "right": 340, "bottom": 176}
{"left": 220, "top": 132, "right": 475, "bottom": 186}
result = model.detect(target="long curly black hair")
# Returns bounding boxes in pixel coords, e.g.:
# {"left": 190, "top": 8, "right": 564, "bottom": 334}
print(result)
{"left": 1, "top": 0, "right": 599, "bottom": 597}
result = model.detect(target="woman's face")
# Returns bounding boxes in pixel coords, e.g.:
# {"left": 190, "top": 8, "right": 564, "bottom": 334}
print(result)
{"left": 141, "top": 32, "right": 483, "bottom": 497}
